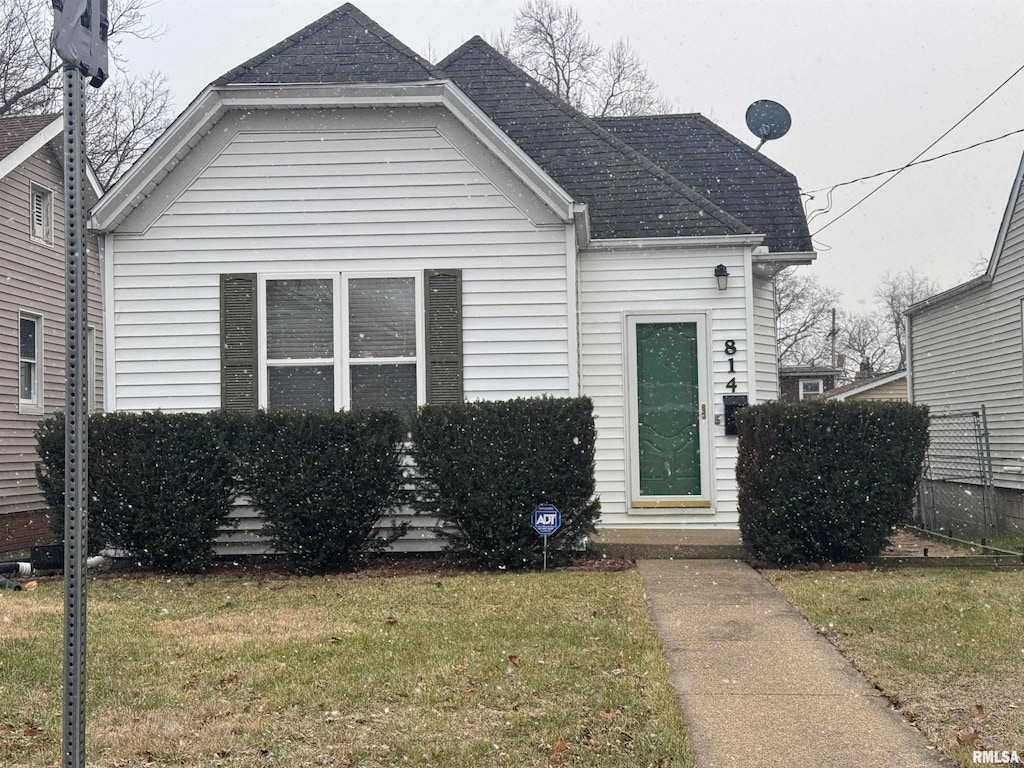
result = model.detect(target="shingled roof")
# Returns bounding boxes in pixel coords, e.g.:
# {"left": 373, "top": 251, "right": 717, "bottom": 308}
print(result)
{"left": 597, "top": 114, "right": 812, "bottom": 252}
{"left": 207, "top": 3, "right": 808, "bottom": 246}
{"left": 214, "top": 2, "right": 441, "bottom": 87}
{"left": 0, "top": 114, "right": 59, "bottom": 163}
{"left": 437, "top": 37, "right": 750, "bottom": 241}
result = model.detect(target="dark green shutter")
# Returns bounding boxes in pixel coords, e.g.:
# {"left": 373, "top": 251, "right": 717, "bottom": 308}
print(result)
{"left": 220, "top": 273, "right": 258, "bottom": 412}
{"left": 424, "top": 269, "right": 463, "bottom": 404}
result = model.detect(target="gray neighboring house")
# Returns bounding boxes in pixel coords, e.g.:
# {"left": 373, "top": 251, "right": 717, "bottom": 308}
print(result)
{"left": 0, "top": 114, "right": 104, "bottom": 556}
{"left": 89, "top": 3, "right": 814, "bottom": 553}
{"left": 907, "top": 146, "right": 1024, "bottom": 534}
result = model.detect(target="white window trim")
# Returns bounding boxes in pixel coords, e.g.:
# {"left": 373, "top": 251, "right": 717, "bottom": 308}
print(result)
{"left": 257, "top": 272, "right": 424, "bottom": 411}
{"left": 625, "top": 312, "right": 712, "bottom": 509}
{"left": 19, "top": 311, "right": 44, "bottom": 415}
{"left": 29, "top": 184, "right": 54, "bottom": 246}
{"left": 341, "top": 271, "right": 424, "bottom": 411}
{"left": 257, "top": 272, "right": 341, "bottom": 411}
{"left": 799, "top": 378, "right": 823, "bottom": 400}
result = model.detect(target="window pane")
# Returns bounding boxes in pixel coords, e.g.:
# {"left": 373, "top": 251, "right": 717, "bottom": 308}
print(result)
{"left": 20, "top": 317, "right": 36, "bottom": 361}
{"left": 349, "top": 277, "right": 416, "bottom": 358}
{"left": 266, "top": 279, "right": 333, "bottom": 359}
{"left": 20, "top": 361, "right": 35, "bottom": 401}
{"left": 268, "top": 366, "right": 334, "bottom": 411}
{"left": 351, "top": 363, "right": 416, "bottom": 418}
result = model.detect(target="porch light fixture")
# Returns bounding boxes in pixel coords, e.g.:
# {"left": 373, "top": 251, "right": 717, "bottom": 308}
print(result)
{"left": 714, "top": 264, "right": 729, "bottom": 291}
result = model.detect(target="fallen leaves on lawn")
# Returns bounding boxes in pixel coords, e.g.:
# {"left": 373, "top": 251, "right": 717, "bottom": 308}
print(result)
{"left": 549, "top": 736, "right": 570, "bottom": 764}
{"left": 956, "top": 726, "right": 979, "bottom": 746}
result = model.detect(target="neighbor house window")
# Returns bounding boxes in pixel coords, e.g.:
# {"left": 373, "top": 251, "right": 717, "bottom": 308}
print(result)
{"left": 19, "top": 312, "right": 43, "bottom": 412}
{"left": 259, "top": 272, "right": 423, "bottom": 414}
{"left": 799, "top": 379, "right": 822, "bottom": 400}
{"left": 87, "top": 326, "right": 97, "bottom": 413}
{"left": 30, "top": 185, "right": 54, "bottom": 245}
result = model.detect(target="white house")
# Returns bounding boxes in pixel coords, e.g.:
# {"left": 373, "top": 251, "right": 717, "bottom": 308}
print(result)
{"left": 89, "top": 3, "right": 815, "bottom": 552}
{"left": 907, "top": 146, "right": 1024, "bottom": 534}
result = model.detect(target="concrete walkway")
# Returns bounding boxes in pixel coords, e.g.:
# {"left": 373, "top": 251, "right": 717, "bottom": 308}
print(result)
{"left": 638, "top": 560, "right": 948, "bottom": 767}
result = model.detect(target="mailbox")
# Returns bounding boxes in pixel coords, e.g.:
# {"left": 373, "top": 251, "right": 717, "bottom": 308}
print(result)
{"left": 723, "top": 395, "right": 749, "bottom": 436}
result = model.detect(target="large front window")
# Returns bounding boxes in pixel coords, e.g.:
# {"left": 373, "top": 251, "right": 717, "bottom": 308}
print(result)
{"left": 260, "top": 274, "right": 421, "bottom": 414}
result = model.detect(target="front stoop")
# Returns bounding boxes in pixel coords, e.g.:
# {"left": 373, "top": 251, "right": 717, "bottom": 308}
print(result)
{"left": 588, "top": 528, "right": 746, "bottom": 560}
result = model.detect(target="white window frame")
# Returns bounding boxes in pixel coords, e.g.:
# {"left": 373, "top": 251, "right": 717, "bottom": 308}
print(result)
{"left": 19, "top": 311, "right": 44, "bottom": 414}
{"left": 29, "top": 184, "right": 54, "bottom": 245}
{"left": 257, "top": 272, "right": 425, "bottom": 412}
{"left": 341, "top": 271, "right": 425, "bottom": 412}
{"left": 799, "top": 378, "right": 823, "bottom": 400}
{"left": 257, "top": 273, "right": 341, "bottom": 411}
{"left": 625, "top": 312, "right": 712, "bottom": 509}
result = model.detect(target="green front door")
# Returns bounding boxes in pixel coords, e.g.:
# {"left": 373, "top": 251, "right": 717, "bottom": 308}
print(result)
{"left": 635, "top": 322, "right": 702, "bottom": 497}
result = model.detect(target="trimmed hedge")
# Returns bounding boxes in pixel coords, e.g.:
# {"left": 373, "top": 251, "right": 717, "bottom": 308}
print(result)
{"left": 37, "top": 411, "right": 237, "bottom": 572}
{"left": 410, "top": 397, "right": 600, "bottom": 569}
{"left": 232, "top": 409, "right": 406, "bottom": 573}
{"left": 736, "top": 400, "right": 929, "bottom": 565}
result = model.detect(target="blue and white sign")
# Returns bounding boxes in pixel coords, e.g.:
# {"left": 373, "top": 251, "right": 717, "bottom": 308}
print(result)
{"left": 531, "top": 504, "right": 561, "bottom": 536}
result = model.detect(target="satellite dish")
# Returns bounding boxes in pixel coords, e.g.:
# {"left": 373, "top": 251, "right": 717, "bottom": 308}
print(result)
{"left": 745, "top": 99, "right": 792, "bottom": 150}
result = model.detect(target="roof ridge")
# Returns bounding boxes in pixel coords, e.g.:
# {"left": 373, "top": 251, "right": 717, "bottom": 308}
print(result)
{"left": 213, "top": 3, "right": 441, "bottom": 87}
{"left": 439, "top": 38, "right": 751, "bottom": 236}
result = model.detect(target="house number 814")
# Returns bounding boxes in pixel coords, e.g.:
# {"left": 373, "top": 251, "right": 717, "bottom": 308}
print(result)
{"left": 724, "top": 340, "right": 738, "bottom": 391}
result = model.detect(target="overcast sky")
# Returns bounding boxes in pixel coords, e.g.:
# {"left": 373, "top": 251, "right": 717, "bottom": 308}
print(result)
{"left": 120, "top": 0, "right": 1024, "bottom": 311}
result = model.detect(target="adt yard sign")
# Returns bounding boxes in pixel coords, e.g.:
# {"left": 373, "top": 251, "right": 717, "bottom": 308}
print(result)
{"left": 532, "top": 504, "right": 560, "bottom": 536}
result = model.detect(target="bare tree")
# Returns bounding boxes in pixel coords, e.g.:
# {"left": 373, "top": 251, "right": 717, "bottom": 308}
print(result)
{"left": 494, "top": 0, "right": 671, "bottom": 116}
{"left": 1, "top": 0, "right": 172, "bottom": 187}
{"left": 874, "top": 268, "right": 940, "bottom": 367}
{"left": 774, "top": 267, "right": 841, "bottom": 366}
{"left": 836, "top": 309, "right": 898, "bottom": 377}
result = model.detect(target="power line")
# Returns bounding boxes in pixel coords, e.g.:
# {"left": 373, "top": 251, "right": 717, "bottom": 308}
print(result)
{"left": 804, "top": 127, "right": 1024, "bottom": 195}
{"left": 811, "top": 61, "right": 1024, "bottom": 237}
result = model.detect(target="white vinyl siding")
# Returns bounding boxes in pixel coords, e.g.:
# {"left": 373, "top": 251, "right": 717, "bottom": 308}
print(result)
{"left": 752, "top": 275, "right": 779, "bottom": 402}
{"left": 109, "top": 109, "right": 572, "bottom": 414}
{"left": 910, "top": 167, "right": 1024, "bottom": 492}
{"left": 579, "top": 244, "right": 754, "bottom": 528}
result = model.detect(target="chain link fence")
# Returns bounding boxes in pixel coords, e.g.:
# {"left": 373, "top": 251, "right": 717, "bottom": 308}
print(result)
{"left": 913, "top": 406, "right": 997, "bottom": 539}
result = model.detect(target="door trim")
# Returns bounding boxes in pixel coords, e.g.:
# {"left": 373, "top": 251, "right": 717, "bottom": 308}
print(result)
{"left": 625, "top": 312, "right": 712, "bottom": 509}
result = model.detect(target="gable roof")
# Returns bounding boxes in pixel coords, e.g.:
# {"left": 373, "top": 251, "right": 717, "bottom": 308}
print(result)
{"left": 820, "top": 370, "right": 906, "bottom": 400}
{"left": 596, "top": 114, "right": 813, "bottom": 253}
{"left": 0, "top": 114, "right": 61, "bottom": 167}
{"left": 214, "top": 2, "right": 441, "bottom": 87}
{"left": 437, "top": 37, "right": 751, "bottom": 241}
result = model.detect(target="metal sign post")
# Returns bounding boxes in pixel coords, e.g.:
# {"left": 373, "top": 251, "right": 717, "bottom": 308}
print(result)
{"left": 61, "top": 64, "right": 89, "bottom": 768}
{"left": 52, "top": 3, "right": 108, "bottom": 766}
{"left": 531, "top": 504, "right": 561, "bottom": 571}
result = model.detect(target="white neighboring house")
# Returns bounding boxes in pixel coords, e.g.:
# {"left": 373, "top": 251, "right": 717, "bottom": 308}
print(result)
{"left": 907, "top": 146, "right": 1024, "bottom": 534}
{"left": 89, "top": 3, "right": 815, "bottom": 553}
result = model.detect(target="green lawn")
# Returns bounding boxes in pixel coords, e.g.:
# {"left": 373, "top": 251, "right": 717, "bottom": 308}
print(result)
{"left": 767, "top": 568, "right": 1024, "bottom": 766}
{"left": 0, "top": 568, "right": 692, "bottom": 768}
